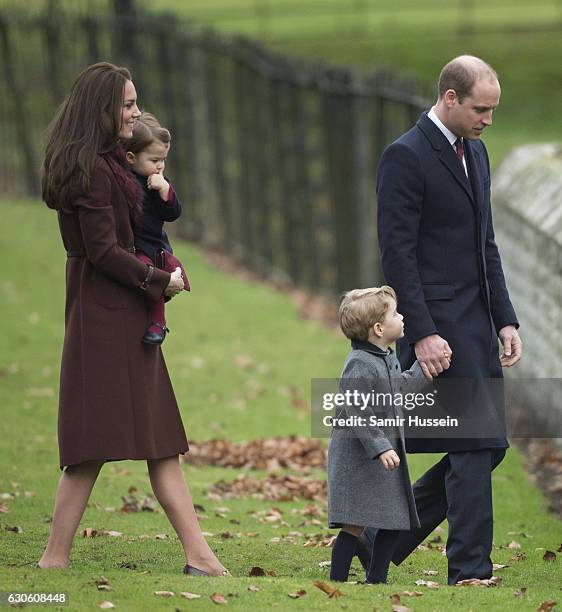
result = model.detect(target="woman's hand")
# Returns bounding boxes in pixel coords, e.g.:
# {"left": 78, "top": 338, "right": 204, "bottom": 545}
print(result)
{"left": 164, "top": 267, "right": 184, "bottom": 298}
{"left": 378, "top": 449, "right": 400, "bottom": 471}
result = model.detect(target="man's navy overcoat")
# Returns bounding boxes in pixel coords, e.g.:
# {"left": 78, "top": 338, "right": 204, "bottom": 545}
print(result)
{"left": 376, "top": 112, "right": 519, "bottom": 453}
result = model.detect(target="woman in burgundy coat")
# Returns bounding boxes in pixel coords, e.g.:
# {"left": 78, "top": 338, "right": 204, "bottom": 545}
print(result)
{"left": 39, "top": 62, "right": 228, "bottom": 577}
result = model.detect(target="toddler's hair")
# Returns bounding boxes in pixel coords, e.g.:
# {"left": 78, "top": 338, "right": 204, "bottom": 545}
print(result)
{"left": 338, "top": 286, "right": 397, "bottom": 341}
{"left": 125, "top": 112, "right": 171, "bottom": 154}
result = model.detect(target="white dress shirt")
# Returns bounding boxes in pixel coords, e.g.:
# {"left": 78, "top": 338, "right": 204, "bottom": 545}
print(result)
{"left": 428, "top": 107, "right": 468, "bottom": 177}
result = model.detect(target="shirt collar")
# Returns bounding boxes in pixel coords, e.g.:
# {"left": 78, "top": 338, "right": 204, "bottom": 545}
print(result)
{"left": 428, "top": 106, "right": 458, "bottom": 148}
{"left": 351, "top": 339, "right": 391, "bottom": 357}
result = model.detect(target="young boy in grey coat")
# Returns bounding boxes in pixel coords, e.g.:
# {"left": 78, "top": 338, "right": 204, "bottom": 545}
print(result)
{"left": 327, "top": 286, "right": 450, "bottom": 583}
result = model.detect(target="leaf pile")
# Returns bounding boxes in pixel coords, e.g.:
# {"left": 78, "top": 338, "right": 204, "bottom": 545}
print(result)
{"left": 183, "top": 436, "right": 327, "bottom": 471}
{"left": 207, "top": 473, "right": 327, "bottom": 501}
{"left": 515, "top": 438, "right": 562, "bottom": 517}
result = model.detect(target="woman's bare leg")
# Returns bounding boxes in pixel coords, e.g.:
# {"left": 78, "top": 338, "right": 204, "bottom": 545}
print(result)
{"left": 147, "top": 455, "right": 228, "bottom": 576}
{"left": 38, "top": 460, "right": 104, "bottom": 568}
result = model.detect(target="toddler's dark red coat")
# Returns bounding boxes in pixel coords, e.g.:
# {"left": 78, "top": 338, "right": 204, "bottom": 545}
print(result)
{"left": 51, "top": 156, "right": 189, "bottom": 469}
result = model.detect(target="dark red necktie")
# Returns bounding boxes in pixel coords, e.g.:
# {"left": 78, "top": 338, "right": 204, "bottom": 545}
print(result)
{"left": 455, "top": 138, "right": 464, "bottom": 164}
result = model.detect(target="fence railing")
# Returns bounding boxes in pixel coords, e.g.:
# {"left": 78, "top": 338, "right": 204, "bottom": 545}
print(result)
{"left": 0, "top": 3, "right": 430, "bottom": 293}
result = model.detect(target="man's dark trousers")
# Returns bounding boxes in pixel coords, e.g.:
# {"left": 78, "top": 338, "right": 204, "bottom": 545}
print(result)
{"left": 360, "top": 448, "right": 506, "bottom": 585}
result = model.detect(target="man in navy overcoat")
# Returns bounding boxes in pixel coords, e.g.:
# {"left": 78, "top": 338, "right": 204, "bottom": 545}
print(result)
{"left": 359, "top": 56, "right": 523, "bottom": 585}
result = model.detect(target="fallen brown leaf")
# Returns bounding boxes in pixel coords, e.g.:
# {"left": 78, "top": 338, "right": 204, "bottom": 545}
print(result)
{"left": 210, "top": 592, "right": 228, "bottom": 605}
{"left": 313, "top": 580, "right": 343, "bottom": 598}
{"left": 234, "top": 354, "right": 253, "bottom": 369}
{"left": 507, "top": 540, "right": 522, "bottom": 549}
{"left": 99, "top": 602, "right": 115, "bottom": 609}
{"left": 120, "top": 495, "right": 138, "bottom": 513}
{"left": 455, "top": 576, "right": 501, "bottom": 587}
{"left": 543, "top": 550, "right": 556, "bottom": 561}
{"left": 182, "top": 436, "right": 327, "bottom": 471}
{"left": 514, "top": 587, "right": 527, "bottom": 598}
{"left": 208, "top": 473, "right": 327, "bottom": 502}
{"left": 492, "top": 563, "right": 509, "bottom": 571}
{"left": 154, "top": 591, "right": 174, "bottom": 597}
{"left": 401, "top": 591, "right": 423, "bottom": 597}
{"left": 180, "top": 591, "right": 201, "bottom": 599}
{"left": 140, "top": 494, "right": 157, "bottom": 512}
{"left": 247, "top": 586, "right": 260, "bottom": 592}
{"left": 82, "top": 528, "right": 98, "bottom": 538}
{"left": 537, "top": 601, "right": 557, "bottom": 612}
{"left": 392, "top": 605, "right": 412, "bottom": 612}
{"left": 423, "top": 569, "right": 438, "bottom": 576}
{"left": 95, "top": 576, "right": 111, "bottom": 591}
{"left": 0, "top": 503, "right": 9, "bottom": 513}
{"left": 249, "top": 566, "right": 266, "bottom": 577}
{"left": 510, "top": 552, "right": 527, "bottom": 562}
{"left": 288, "top": 589, "right": 307, "bottom": 599}
{"left": 414, "top": 579, "right": 439, "bottom": 589}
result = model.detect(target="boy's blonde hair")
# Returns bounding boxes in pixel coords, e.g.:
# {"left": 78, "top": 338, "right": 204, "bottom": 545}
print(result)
{"left": 338, "top": 286, "right": 397, "bottom": 341}
{"left": 125, "top": 112, "right": 171, "bottom": 154}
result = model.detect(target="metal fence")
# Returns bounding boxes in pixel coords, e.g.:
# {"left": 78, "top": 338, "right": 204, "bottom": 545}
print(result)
{"left": 0, "top": 3, "right": 430, "bottom": 293}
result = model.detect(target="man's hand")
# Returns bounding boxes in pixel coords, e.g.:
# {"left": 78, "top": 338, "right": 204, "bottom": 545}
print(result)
{"left": 378, "top": 449, "right": 400, "bottom": 471}
{"left": 147, "top": 173, "right": 170, "bottom": 201}
{"left": 415, "top": 334, "right": 452, "bottom": 380}
{"left": 498, "top": 325, "right": 522, "bottom": 367}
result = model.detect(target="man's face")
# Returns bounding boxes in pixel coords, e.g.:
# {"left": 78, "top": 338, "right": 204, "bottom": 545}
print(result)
{"left": 447, "top": 78, "right": 501, "bottom": 140}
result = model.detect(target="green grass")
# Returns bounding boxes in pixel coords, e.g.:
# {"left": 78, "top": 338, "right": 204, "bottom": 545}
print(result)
{"left": 1, "top": 199, "right": 561, "bottom": 610}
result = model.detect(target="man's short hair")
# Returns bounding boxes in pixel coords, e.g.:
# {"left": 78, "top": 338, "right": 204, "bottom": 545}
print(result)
{"left": 438, "top": 56, "right": 498, "bottom": 102}
{"left": 339, "top": 286, "right": 397, "bottom": 341}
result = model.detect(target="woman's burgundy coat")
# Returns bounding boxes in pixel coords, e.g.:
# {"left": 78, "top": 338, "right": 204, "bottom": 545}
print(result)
{"left": 52, "top": 156, "right": 189, "bottom": 469}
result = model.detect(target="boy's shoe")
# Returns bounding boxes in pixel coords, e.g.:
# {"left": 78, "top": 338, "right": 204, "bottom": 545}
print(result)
{"left": 142, "top": 322, "right": 169, "bottom": 345}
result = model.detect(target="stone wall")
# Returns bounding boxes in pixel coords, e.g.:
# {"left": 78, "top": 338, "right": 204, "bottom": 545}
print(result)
{"left": 492, "top": 144, "right": 562, "bottom": 445}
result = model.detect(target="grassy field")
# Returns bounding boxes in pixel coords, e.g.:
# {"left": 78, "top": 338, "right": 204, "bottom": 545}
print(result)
{"left": 1, "top": 199, "right": 561, "bottom": 610}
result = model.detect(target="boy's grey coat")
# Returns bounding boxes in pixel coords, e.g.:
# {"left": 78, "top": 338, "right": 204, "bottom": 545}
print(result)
{"left": 328, "top": 341, "right": 425, "bottom": 530}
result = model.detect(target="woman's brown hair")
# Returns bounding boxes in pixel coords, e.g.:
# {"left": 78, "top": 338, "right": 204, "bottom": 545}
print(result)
{"left": 42, "top": 62, "right": 132, "bottom": 210}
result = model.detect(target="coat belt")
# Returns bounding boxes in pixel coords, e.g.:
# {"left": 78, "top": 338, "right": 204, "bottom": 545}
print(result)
{"left": 67, "top": 246, "right": 136, "bottom": 257}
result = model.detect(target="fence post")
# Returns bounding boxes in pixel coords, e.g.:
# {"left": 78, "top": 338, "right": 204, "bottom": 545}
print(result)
{"left": 350, "top": 68, "right": 378, "bottom": 287}
{"left": 233, "top": 41, "right": 257, "bottom": 266}
{"left": 321, "top": 67, "right": 361, "bottom": 293}
{"left": 176, "top": 28, "right": 205, "bottom": 241}
{"left": 112, "top": 0, "right": 138, "bottom": 67}
{"left": 0, "top": 15, "right": 39, "bottom": 196}
{"left": 82, "top": 14, "right": 100, "bottom": 64}
{"left": 289, "top": 66, "right": 320, "bottom": 290}
{"left": 204, "top": 31, "right": 233, "bottom": 252}
{"left": 44, "top": 0, "right": 65, "bottom": 105}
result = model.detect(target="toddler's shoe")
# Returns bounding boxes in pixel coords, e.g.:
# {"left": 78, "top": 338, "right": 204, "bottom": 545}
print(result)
{"left": 142, "top": 322, "right": 169, "bottom": 345}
